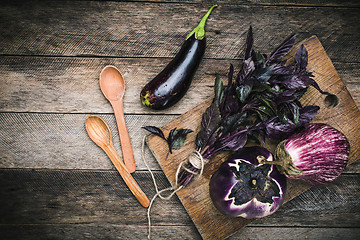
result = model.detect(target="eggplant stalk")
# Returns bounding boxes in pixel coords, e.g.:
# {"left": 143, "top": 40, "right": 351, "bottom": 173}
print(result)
{"left": 259, "top": 140, "right": 303, "bottom": 177}
{"left": 186, "top": 5, "right": 217, "bottom": 40}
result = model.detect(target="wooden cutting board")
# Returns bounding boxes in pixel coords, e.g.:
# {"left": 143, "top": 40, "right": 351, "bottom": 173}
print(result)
{"left": 146, "top": 36, "right": 360, "bottom": 240}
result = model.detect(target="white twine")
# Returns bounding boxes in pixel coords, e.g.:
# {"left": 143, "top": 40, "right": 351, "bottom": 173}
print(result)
{"left": 141, "top": 135, "right": 206, "bottom": 239}
{"left": 188, "top": 150, "right": 205, "bottom": 179}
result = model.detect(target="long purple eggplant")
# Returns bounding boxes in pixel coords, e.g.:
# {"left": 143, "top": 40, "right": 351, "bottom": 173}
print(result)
{"left": 140, "top": 5, "right": 217, "bottom": 110}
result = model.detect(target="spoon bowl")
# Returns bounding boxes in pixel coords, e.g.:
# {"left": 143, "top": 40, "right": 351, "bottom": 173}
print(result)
{"left": 100, "top": 65, "right": 136, "bottom": 173}
{"left": 85, "top": 115, "right": 112, "bottom": 148}
{"left": 100, "top": 65, "right": 125, "bottom": 101}
{"left": 85, "top": 115, "right": 150, "bottom": 208}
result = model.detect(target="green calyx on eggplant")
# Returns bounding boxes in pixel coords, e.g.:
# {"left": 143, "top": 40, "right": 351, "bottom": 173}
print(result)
{"left": 140, "top": 5, "right": 217, "bottom": 110}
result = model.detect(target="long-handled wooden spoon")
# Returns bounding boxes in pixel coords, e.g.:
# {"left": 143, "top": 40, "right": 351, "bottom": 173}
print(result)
{"left": 85, "top": 115, "right": 150, "bottom": 208}
{"left": 100, "top": 65, "right": 136, "bottom": 173}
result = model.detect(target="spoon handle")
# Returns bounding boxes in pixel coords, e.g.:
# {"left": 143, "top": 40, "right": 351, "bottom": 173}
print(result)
{"left": 104, "top": 144, "right": 150, "bottom": 208}
{"left": 111, "top": 99, "right": 136, "bottom": 173}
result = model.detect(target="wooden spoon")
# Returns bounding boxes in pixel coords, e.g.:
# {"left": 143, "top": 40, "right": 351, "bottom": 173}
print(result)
{"left": 100, "top": 65, "right": 136, "bottom": 173}
{"left": 85, "top": 115, "right": 150, "bottom": 208}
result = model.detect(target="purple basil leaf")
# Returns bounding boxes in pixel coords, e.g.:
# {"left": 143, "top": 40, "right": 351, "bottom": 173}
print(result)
{"left": 271, "top": 64, "right": 293, "bottom": 76}
{"left": 280, "top": 89, "right": 297, "bottom": 97}
{"left": 255, "top": 109, "right": 265, "bottom": 121}
{"left": 241, "top": 96, "right": 260, "bottom": 112}
{"left": 251, "top": 83, "right": 270, "bottom": 93}
{"left": 265, "top": 116, "right": 297, "bottom": 139}
{"left": 243, "top": 26, "right": 254, "bottom": 62}
{"left": 281, "top": 72, "right": 333, "bottom": 95}
{"left": 177, "top": 129, "right": 194, "bottom": 135}
{"left": 167, "top": 128, "right": 177, "bottom": 142}
{"left": 237, "top": 27, "right": 255, "bottom": 84}
{"left": 274, "top": 91, "right": 297, "bottom": 104}
{"left": 280, "top": 74, "right": 313, "bottom": 90}
{"left": 227, "top": 64, "right": 234, "bottom": 86}
{"left": 276, "top": 104, "right": 290, "bottom": 123}
{"left": 237, "top": 58, "right": 255, "bottom": 85}
{"left": 169, "top": 128, "right": 194, "bottom": 150}
{"left": 298, "top": 105, "right": 320, "bottom": 125}
{"left": 257, "top": 95, "right": 277, "bottom": 115}
{"left": 293, "top": 88, "right": 308, "bottom": 100}
{"left": 166, "top": 128, "right": 178, "bottom": 153}
{"left": 308, "top": 77, "right": 332, "bottom": 96}
{"left": 265, "top": 34, "right": 296, "bottom": 64}
{"left": 142, "top": 126, "right": 166, "bottom": 140}
{"left": 215, "top": 75, "right": 224, "bottom": 109}
{"left": 288, "top": 102, "right": 300, "bottom": 125}
{"left": 250, "top": 66, "right": 273, "bottom": 84}
{"left": 222, "top": 132, "right": 247, "bottom": 151}
{"left": 257, "top": 105, "right": 275, "bottom": 117}
{"left": 295, "top": 44, "right": 308, "bottom": 72}
{"left": 236, "top": 84, "right": 252, "bottom": 103}
{"left": 195, "top": 102, "right": 221, "bottom": 149}
{"left": 220, "top": 112, "right": 248, "bottom": 136}
{"left": 221, "top": 85, "right": 240, "bottom": 117}
{"left": 255, "top": 51, "right": 266, "bottom": 67}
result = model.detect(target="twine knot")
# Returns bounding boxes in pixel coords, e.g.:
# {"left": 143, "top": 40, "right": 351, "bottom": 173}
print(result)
{"left": 175, "top": 151, "right": 206, "bottom": 184}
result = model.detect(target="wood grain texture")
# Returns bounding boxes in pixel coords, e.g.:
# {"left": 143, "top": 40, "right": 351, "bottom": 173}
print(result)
{"left": 1, "top": 224, "right": 359, "bottom": 240}
{"left": 1, "top": 2, "right": 359, "bottom": 62}
{"left": 15, "top": 0, "right": 360, "bottom": 7}
{"left": 0, "top": 56, "right": 358, "bottom": 114}
{"left": 0, "top": 169, "right": 358, "bottom": 228}
{"left": 129, "top": 0, "right": 360, "bottom": 7}
{"left": 0, "top": 113, "right": 176, "bottom": 170}
{"left": 146, "top": 37, "right": 360, "bottom": 239}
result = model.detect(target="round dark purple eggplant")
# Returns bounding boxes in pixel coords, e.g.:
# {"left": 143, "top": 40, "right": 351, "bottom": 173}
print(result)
{"left": 209, "top": 146, "right": 287, "bottom": 219}
{"left": 140, "top": 5, "right": 217, "bottom": 110}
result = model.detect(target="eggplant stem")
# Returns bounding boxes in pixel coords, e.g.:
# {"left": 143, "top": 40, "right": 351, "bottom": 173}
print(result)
{"left": 273, "top": 140, "right": 303, "bottom": 177}
{"left": 186, "top": 5, "right": 217, "bottom": 40}
{"left": 200, "top": 146, "right": 208, "bottom": 156}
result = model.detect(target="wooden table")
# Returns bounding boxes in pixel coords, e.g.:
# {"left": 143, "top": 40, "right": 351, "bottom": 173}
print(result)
{"left": 1, "top": 1, "right": 359, "bottom": 239}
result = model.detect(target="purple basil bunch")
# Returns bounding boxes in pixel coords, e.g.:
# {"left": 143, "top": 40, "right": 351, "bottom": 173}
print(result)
{"left": 178, "top": 26, "right": 332, "bottom": 187}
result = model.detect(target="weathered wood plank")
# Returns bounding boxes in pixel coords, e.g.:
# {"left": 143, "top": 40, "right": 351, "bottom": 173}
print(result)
{"left": 25, "top": 0, "right": 360, "bottom": 7}
{"left": 0, "top": 169, "right": 187, "bottom": 224}
{"left": 1, "top": 2, "right": 359, "bottom": 63}
{"left": 127, "top": 0, "right": 360, "bottom": 7}
{"left": 0, "top": 113, "right": 177, "bottom": 170}
{"left": 233, "top": 227, "right": 360, "bottom": 240}
{"left": 1, "top": 224, "right": 359, "bottom": 240}
{"left": 333, "top": 62, "right": 360, "bottom": 107}
{"left": 0, "top": 112, "right": 359, "bottom": 172}
{"left": 0, "top": 56, "right": 226, "bottom": 114}
{"left": 0, "top": 56, "right": 358, "bottom": 114}
{"left": 0, "top": 169, "right": 359, "bottom": 227}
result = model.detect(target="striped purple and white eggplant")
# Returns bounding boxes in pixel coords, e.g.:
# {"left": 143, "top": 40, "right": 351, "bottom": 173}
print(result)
{"left": 265, "top": 123, "right": 350, "bottom": 186}
{"left": 209, "top": 147, "right": 287, "bottom": 218}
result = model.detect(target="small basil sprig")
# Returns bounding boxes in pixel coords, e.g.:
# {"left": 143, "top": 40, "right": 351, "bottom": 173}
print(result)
{"left": 143, "top": 126, "right": 193, "bottom": 154}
